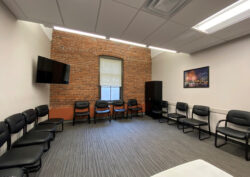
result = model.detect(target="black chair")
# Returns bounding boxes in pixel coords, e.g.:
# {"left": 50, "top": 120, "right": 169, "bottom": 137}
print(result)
{"left": 181, "top": 105, "right": 211, "bottom": 140}
{"left": 127, "top": 99, "right": 143, "bottom": 118}
{"left": 0, "top": 168, "right": 26, "bottom": 177}
{"left": 167, "top": 102, "right": 188, "bottom": 129}
{"left": 73, "top": 101, "right": 90, "bottom": 125}
{"left": 23, "top": 109, "right": 56, "bottom": 140}
{"left": 215, "top": 110, "right": 250, "bottom": 161}
{"left": 94, "top": 100, "right": 111, "bottom": 124}
{"left": 5, "top": 113, "right": 52, "bottom": 152}
{"left": 154, "top": 101, "right": 168, "bottom": 123}
{"left": 0, "top": 122, "right": 43, "bottom": 173}
{"left": 35, "top": 105, "right": 64, "bottom": 132}
{"left": 112, "top": 100, "right": 126, "bottom": 119}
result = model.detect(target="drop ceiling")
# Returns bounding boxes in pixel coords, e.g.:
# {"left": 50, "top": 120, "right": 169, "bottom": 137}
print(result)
{"left": 3, "top": 0, "right": 250, "bottom": 54}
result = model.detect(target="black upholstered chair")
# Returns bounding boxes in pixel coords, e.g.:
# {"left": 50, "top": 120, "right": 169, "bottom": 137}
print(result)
{"left": 215, "top": 110, "right": 250, "bottom": 160}
{"left": 127, "top": 99, "right": 143, "bottom": 118}
{"left": 0, "top": 122, "right": 43, "bottom": 173}
{"left": 35, "top": 105, "right": 64, "bottom": 132}
{"left": 73, "top": 101, "right": 90, "bottom": 125}
{"left": 167, "top": 102, "right": 188, "bottom": 129}
{"left": 181, "top": 105, "right": 211, "bottom": 140}
{"left": 94, "top": 100, "right": 111, "bottom": 124}
{"left": 22, "top": 109, "right": 56, "bottom": 140}
{"left": 0, "top": 168, "right": 26, "bottom": 177}
{"left": 154, "top": 101, "right": 168, "bottom": 123}
{"left": 5, "top": 113, "right": 52, "bottom": 152}
{"left": 112, "top": 100, "right": 126, "bottom": 119}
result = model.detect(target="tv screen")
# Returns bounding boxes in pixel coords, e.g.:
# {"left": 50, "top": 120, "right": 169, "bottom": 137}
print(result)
{"left": 36, "top": 56, "right": 70, "bottom": 84}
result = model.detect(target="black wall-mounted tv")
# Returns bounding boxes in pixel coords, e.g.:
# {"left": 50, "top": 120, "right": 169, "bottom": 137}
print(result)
{"left": 36, "top": 56, "right": 70, "bottom": 84}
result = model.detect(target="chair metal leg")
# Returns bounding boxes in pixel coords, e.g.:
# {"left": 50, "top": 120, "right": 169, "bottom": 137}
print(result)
{"left": 73, "top": 116, "right": 75, "bottom": 126}
{"left": 198, "top": 126, "right": 211, "bottom": 140}
{"left": 183, "top": 124, "right": 194, "bottom": 133}
{"left": 246, "top": 138, "right": 249, "bottom": 161}
{"left": 109, "top": 113, "right": 111, "bottom": 123}
{"left": 88, "top": 115, "right": 90, "bottom": 124}
{"left": 215, "top": 131, "right": 227, "bottom": 147}
{"left": 94, "top": 113, "right": 96, "bottom": 124}
{"left": 61, "top": 122, "right": 64, "bottom": 131}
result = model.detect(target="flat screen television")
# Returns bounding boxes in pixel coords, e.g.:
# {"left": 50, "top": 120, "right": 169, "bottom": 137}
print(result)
{"left": 36, "top": 56, "right": 70, "bottom": 84}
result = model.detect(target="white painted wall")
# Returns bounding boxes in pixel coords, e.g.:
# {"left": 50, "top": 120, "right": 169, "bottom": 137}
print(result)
{"left": 0, "top": 2, "right": 51, "bottom": 120}
{"left": 152, "top": 36, "right": 250, "bottom": 134}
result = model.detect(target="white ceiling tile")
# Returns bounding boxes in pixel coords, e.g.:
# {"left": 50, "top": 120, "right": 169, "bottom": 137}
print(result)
{"left": 2, "top": 0, "right": 26, "bottom": 19}
{"left": 171, "top": 0, "right": 237, "bottom": 27}
{"left": 121, "top": 11, "right": 165, "bottom": 42}
{"left": 144, "top": 20, "right": 188, "bottom": 46}
{"left": 96, "top": 0, "right": 137, "bottom": 37}
{"left": 164, "top": 29, "right": 204, "bottom": 48}
{"left": 113, "top": 0, "right": 145, "bottom": 9}
{"left": 179, "top": 36, "right": 225, "bottom": 53}
{"left": 211, "top": 18, "right": 250, "bottom": 41}
{"left": 14, "top": 0, "right": 63, "bottom": 25}
{"left": 58, "top": 0, "right": 99, "bottom": 32}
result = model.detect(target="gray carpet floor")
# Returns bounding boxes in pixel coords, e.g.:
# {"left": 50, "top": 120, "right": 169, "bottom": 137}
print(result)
{"left": 32, "top": 117, "right": 250, "bottom": 177}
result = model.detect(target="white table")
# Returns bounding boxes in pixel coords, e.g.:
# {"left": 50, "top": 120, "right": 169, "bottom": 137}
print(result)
{"left": 151, "top": 159, "right": 233, "bottom": 177}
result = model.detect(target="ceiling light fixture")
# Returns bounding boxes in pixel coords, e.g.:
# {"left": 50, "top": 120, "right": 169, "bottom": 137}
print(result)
{"left": 109, "top": 38, "right": 147, "bottom": 48}
{"left": 149, "top": 46, "right": 177, "bottom": 53}
{"left": 53, "top": 26, "right": 106, "bottom": 39}
{"left": 192, "top": 0, "right": 250, "bottom": 34}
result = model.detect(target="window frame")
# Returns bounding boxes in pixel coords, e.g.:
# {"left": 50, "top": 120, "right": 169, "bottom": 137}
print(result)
{"left": 99, "top": 55, "right": 123, "bottom": 101}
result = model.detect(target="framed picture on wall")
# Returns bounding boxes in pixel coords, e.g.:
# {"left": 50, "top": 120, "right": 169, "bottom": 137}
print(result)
{"left": 184, "top": 66, "right": 209, "bottom": 88}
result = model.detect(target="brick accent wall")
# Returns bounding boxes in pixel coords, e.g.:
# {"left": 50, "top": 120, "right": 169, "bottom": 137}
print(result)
{"left": 50, "top": 30, "right": 151, "bottom": 120}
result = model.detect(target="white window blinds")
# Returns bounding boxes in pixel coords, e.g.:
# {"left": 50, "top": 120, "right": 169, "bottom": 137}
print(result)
{"left": 100, "top": 57, "right": 122, "bottom": 87}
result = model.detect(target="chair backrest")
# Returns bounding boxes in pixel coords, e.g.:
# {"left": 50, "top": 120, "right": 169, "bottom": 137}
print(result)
{"left": 95, "top": 100, "right": 109, "bottom": 108}
{"left": 192, "top": 105, "right": 210, "bottom": 117}
{"left": 226, "top": 110, "right": 250, "bottom": 126}
{"left": 176, "top": 102, "right": 188, "bottom": 112}
{"left": 162, "top": 101, "right": 168, "bottom": 108}
{"left": 5, "top": 113, "right": 25, "bottom": 134}
{"left": 22, "top": 109, "right": 37, "bottom": 124}
{"left": 127, "top": 99, "right": 138, "bottom": 106}
{"left": 75, "top": 101, "right": 89, "bottom": 109}
{"left": 0, "top": 122, "right": 9, "bottom": 147}
{"left": 113, "top": 100, "right": 124, "bottom": 107}
{"left": 35, "top": 105, "right": 49, "bottom": 117}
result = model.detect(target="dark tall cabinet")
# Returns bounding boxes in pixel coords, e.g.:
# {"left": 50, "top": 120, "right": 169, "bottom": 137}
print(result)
{"left": 145, "top": 81, "right": 162, "bottom": 118}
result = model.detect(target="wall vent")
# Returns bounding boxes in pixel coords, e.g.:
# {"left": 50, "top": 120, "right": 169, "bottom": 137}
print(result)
{"left": 143, "top": 0, "right": 192, "bottom": 18}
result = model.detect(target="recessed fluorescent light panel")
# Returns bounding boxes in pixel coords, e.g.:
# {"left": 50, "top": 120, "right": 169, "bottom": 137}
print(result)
{"left": 149, "top": 46, "right": 177, "bottom": 53}
{"left": 110, "top": 38, "right": 146, "bottom": 48}
{"left": 53, "top": 26, "right": 106, "bottom": 39}
{"left": 192, "top": 0, "right": 250, "bottom": 34}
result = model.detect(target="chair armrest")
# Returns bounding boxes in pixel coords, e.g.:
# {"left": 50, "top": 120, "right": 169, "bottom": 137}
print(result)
{"left": 137, "top": 104, "right": 143, "bottom": 108}
{"left": 216, "top": 120, "right": 226, "bottom": 129}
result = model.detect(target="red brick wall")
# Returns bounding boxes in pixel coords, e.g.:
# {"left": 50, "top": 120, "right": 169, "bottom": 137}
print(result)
{"left": 50, "top": 30, "right": 151, "bottom": 120}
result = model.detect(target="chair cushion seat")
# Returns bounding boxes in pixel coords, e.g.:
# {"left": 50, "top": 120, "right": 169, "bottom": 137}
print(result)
{"left": 168, "top": 113, "right": 186, "bottom": 119}
{"left": 217, "top": 127, "right": 247, "bottom": 139}
{"left": 0, "top": 145, "right": 43, "bottom": 169}
{"left": 75, "top": 112, "right": 89, "bottom": 116}
{"left": 182, "top": 119, "right": 208, "bottom": 126}
{"left": 152, "top": 110, "right": 162, "bottom": 114}
{"left": 32, "top": 124, "right": 56, "bottom": 132}
{"left": 39, "top": 118, "right": 64, "bottom": 125}
{"left": 129, "top": 107, "right": 142, "bottom": 111}
{"left": 13, "top": 131, "right": 52, "bottom": 148}
{"left": 114, "top": 109, "right": 126, "bottom": 112}
{"left": 96, "top": 110, "right": 110, "bottom": 114}
{"left": 0, "top": 168, "right": 24, "bottom": 177}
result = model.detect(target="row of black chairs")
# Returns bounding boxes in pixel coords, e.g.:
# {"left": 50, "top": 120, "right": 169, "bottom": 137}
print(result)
{"left": 156, "top": 101, "right": 250, "bottom": 161}
{"left": 0, "top": 105, "right": 64, "bottom": 177}
{"left": 73, "top": 99, "right": 143, "bottom": 125}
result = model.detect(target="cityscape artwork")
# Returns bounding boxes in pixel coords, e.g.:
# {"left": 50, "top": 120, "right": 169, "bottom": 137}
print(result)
{"left": 184, "top": 66, "right": 209, "bottom": 88}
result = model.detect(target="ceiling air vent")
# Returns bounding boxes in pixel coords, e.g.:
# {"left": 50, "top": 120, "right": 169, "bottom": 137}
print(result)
{"left": 143, "top": 0, "right": 192, "bottom": 18}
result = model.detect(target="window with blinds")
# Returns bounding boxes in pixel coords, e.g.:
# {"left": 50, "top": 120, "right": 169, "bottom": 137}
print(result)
{"left": 99, "top": 56, "right": 122, "bottom": 101}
